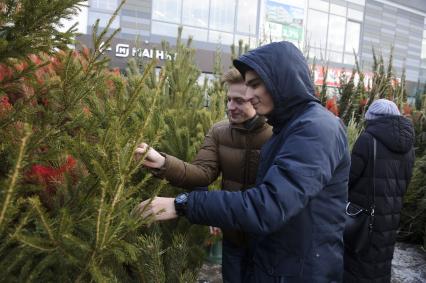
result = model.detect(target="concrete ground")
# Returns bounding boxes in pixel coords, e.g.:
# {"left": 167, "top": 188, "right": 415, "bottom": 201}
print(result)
{"left": 197, "top": 242, "right": 426, "bottom": 283}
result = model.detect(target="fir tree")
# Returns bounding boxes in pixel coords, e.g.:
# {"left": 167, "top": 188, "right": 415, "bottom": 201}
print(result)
{"left": 399, "top": 81, "right": 426, "bottom": 249}
{"left": 151, "top": 29, "right": 226, "bottom": 282}
{"left": 0, "top": 1, "right": 205, "bottom": 281}
{"left": 399, "top": 154, "right": 426, "bottom": 249}
{"left": 0, "top": 0, "right": 86, "bottom": 61}
{"left": 230, "top": 39, "right": 249, "bottom": 61}
{"left": 125, "top": 27, "right": 227, "bottom": 282}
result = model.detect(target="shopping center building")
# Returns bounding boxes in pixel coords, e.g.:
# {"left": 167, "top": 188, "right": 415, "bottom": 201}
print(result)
{"left": 76, "top": 0, "right": 426, "bottom": 96}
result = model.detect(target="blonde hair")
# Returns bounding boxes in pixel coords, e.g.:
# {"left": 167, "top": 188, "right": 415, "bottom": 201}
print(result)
{"left": 221, "top": 68, "right": 244, "bottom": 86}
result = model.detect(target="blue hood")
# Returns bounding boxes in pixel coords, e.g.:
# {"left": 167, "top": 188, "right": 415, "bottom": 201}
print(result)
{"left": 234, "top": 41, "right": 319, "bottom": 130}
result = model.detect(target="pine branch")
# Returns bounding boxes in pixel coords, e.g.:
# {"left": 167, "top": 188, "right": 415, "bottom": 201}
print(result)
{"left": 0, "top": 123, "right": 31, "bottom": 231}
{"left": 92, "top": 159, "right": 108, "bottom": 249}
{"left": 28, "top": 197, "right": 56, "bottom": 243}
{"left": 14, "top": 234, "right": 57, "bottom": 252}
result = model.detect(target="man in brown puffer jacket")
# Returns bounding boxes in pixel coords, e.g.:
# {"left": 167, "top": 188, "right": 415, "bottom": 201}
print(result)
{"left": 137, "top": 68, "right": 272, "bottom": 283}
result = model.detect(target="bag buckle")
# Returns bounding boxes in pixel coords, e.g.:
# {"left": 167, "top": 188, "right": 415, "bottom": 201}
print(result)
{"left": 346, "top": 202, "right": 365, "bottom": 216}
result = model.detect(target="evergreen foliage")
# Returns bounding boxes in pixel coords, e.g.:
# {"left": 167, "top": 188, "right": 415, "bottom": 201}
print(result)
{"left": 399, "top": 85, "right": 426, "bottom": 249}
{"left": 0, "top": 24, "right": 168, "bottom": 283}
{"left": 318, "top": 64, "right": 329, "bottom": 106}
{"left": 124, "top": 27, "right": 227, "bottom": 281}
{"left": 230, "top": 40, "right": 250, "bottom": 61}
{"left": 1, "top": 1, "right": 425, "bottom": 279}
{"left": 0, "top": 0, "right": 86, "bottom": 61}
{"left": 399, "top": 154, "right": 426, "bottom": 248}
{"left": 149, "top": 29, "right": 226, "bottom": 280}
{"left": 346, "top": 114, "right": 362, "bottom": 151}
{"left": 0, "top": 1, "right": 225, "bottom": 281}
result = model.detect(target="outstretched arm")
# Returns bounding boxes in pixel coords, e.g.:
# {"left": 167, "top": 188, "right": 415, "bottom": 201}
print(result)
{"left": 135, "top": 127, "right": 220, "bottom": 189}
{"left": 135, "top": 119, "right": 349, "bottom": 235}
{"left": 185, "top": 120, "right": 349, "bottom": 234}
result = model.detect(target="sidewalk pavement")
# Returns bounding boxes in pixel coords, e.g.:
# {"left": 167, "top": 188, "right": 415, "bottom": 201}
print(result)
{"left": 197, "top": 242, "right": 426, "bottom": 283}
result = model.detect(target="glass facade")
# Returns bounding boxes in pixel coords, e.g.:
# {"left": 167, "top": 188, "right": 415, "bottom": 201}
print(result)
{"left": 89, "top": 0, "right": 119, "bottom": 28}
{"left": 306, "top": 9, "right": 328, "bottom": 50}
{"left": 422, "top": 27, "right": 426, "bottom": 61}
{"left": 210, "top": 0, "right": 236, "bottom": 32}
{"left": 91, "top": 0, "right": 118, "bottom": 10}
{"left": 305, "top": 0, "right": 362, "bottom": 64}
{"left": 420, "top": 19, "right": 426, "bottom": 91}
{"left": 236, "top": 0, "right": 258, "bottom": 35}
{"left": 151, "top": 0, "right": 258, "bottom": 46}
{"left": 182, "top": 0, "right": 209, "bottom": 28}
{"left": 152, "top": 0, "right": 181, "bottom": 23}
{"left": 82, "top": 0, "right": 425, "bottom": 92}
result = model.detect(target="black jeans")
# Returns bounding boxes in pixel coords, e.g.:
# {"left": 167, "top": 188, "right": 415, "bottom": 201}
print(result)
{"left": 222, "top": 239, "right": 249, "bottom": 283}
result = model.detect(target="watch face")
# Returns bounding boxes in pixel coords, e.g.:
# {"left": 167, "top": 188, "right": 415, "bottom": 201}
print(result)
{"left": 176, "top": 193, "right": 188, "bottom": 203}
{"left": 175, "top": 193, "right": 188, "bottom": 216}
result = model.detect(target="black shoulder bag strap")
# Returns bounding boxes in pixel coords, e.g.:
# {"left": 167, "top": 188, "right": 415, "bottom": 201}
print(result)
{"left": 368, "top": 137, "right": 377, "bottom": 232}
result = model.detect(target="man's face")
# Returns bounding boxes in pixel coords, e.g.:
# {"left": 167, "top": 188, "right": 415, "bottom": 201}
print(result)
{"left": 227, "top": 82, "right": 257, "bottom": 124}
{"left": 244, "top": 70, "right": 274, "bottom": 115}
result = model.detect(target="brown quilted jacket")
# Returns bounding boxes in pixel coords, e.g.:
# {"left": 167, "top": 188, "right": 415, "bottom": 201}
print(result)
{"left": 156, "top": 116, "right": 272, "bottom": 245}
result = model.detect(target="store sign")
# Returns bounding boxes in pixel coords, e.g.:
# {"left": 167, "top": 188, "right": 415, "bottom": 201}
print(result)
{"left": 265, "top": 0, "right": 304, "bottom": 42}
{"left": 99, "top": 41, "right": 175, "bottom": 61}
{"left": 313, "top": 66, "right": 373, "bottom": 88}
{"left": 282, "top": 25, "right": 302, "bottom": 42}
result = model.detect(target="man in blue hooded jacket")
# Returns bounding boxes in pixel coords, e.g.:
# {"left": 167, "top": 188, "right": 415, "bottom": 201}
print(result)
{"left": 135, "top": 41, "right": 351, "bottom": 282}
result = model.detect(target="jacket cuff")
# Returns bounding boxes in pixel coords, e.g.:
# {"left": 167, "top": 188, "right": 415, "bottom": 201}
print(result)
{"left": 186, "top": 191, "right": 197, "bottom": 221}
{"left": 155, "top": 153, "right": 186, "bottom": 186}
{"left": 150, "top": 152, "right": 168, "bottom": 177}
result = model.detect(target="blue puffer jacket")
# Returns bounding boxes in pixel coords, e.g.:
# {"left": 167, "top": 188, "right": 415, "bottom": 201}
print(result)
{"left": 186, "top": 42, "right": 351, "bottom": 282}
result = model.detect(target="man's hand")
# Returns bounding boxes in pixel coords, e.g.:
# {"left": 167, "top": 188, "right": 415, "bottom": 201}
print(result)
{"left": 135, "top": 143, "right": 166, "bottom": 169}
{"left": 134, "top": 197, "right": 177, "bottom": 221}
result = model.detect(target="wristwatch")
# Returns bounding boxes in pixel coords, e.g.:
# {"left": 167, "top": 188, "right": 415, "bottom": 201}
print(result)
{"left": 174, "top": 192, "right": 189, "bottom": 216}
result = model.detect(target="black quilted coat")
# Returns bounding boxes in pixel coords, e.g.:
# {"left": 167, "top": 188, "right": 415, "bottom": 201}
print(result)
{"left": 344, "top": 115, "right": 415, "bottom": 282}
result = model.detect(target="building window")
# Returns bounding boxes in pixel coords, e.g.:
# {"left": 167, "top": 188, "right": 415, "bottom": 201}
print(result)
{"left": 347, "top": 8, "right": 363, "bottom": 21}
{"left": 308, "top": 0, "right": 329, "bottom": 12}
{"left": 151, "top": 0, "right": 259, "bottom": 46}
{"left": 210, "top": 0, "right": 236, "bottom": 33}
{"left": 327, "top": 50, "right": 343, "bottom": 64}
{"left": 330, "top": 4, "right": 346, "bottom": 16}
{"left": 151, "top": 21, "right": 179, "bottom": 37}
{"left": 181, "top": 26, "right": 208, "bottom": 41}
{"left": 306, "top": 2, "right": 361, "bottom": 65}
{"left": 343, "top": 53, "right": 355, "bottom": 65}
{"left": 310, "top": 48, "right": 326, "bottom": 60}
{"left": 182, "top": 0, "right": 209, "bottom": 28}
{"left": 91, "top": 0, "right": 118, "bottom": 11}
{"left": 307, "top": 9, "right": 328, "bottom": 50}
{"left": 421, "top": 28, "right": 426, "bottom": 61}
{"left": 343, "top": 20, "right": 361, "bottom": 65}
{"left": 209, "top": 30, "right": 234, "bottom": 44}
{"left": 347, "top": 0, "right": 365, "bottom": 5}
{"left": 152, "top": 0, "right": 182, "bottom": 23}
{"left": 236, "top": 0, "right": 258, "bottom": 35}
{"left": 327, "top": 15, "right": 346, "bottom": 54}
{"left": 345, "top": 20, "right": 361, "bottom": 54}
{"left": 88, "top": 11, "right": 119, "bottom": 28}
{"left": 234, "top": 34, "right": 257, "bottom": 48}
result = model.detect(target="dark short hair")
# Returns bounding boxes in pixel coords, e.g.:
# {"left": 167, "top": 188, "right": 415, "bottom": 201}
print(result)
{"left": 221, "top": 68, "right": 244, "bottom": 85}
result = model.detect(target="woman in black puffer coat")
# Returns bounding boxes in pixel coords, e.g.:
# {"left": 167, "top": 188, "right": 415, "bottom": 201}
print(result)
{"left": 344, "top": 99, "right": 415, "bottom": 282}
